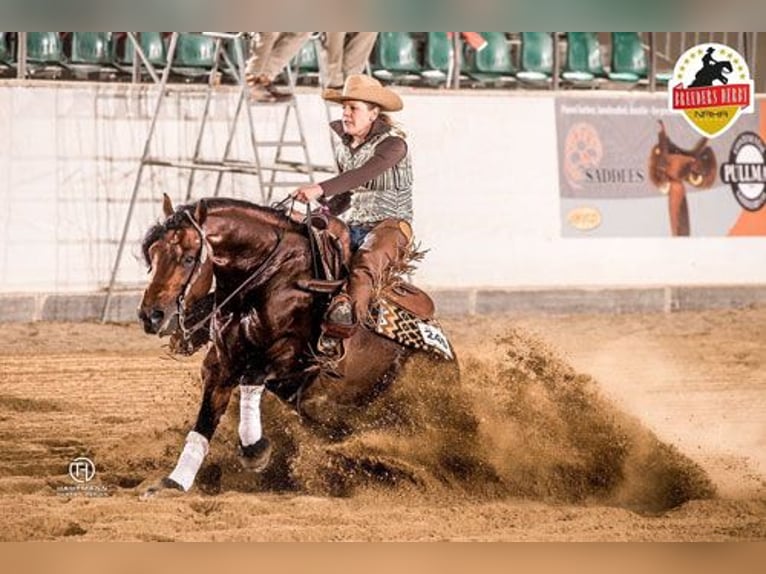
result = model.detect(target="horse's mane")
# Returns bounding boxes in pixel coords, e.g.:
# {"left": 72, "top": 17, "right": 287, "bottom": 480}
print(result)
{"left": 141, "top": 197, "right": 299, "bottom": 267}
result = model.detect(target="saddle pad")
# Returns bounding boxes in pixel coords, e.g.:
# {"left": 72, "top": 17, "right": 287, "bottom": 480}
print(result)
{"left": 372, "top": 297, "right": 454, "bottom": 360}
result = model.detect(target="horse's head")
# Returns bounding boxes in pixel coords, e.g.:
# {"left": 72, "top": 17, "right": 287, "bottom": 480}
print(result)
{"left": 138, "top": 194, "right": 214, "bottom": 336}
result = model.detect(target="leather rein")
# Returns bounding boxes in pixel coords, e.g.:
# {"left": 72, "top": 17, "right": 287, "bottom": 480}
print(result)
{"left": 175, "top": 208, "right": 285, "bottom": 341}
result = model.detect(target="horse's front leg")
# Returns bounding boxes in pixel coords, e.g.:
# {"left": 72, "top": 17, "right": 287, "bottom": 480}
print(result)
{"left": 142, "top": 348, "right": 235, "bottom": 498}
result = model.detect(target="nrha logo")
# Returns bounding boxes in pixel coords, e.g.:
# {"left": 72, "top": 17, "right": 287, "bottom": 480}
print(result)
{"left": 669, "top": 43, "right": 754, "bottom": 138}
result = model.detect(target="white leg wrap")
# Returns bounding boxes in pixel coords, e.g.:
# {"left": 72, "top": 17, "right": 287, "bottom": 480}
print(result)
{"left": 167, "top": 430, "right": 209, "bottom": 492}
{"left": 238, "top": 385, "right": 264, "bottom": 447}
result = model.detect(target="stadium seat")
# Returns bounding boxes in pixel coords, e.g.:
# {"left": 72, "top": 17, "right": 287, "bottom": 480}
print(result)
{"left": 424, "top": 32, "right": 452, "bottom": 74}
{"left": 372, "top": 32, "right": 422, "bottom": 84}
{"left": 21, "top": 32, "right": 65, "bottom": 78}
{"left": 562, "top": 32, "right": 605, "bottom": 84}
{"left": 171, "top": 33, "right": 217, "bottom": 79}
{"left": 293, "top": 37, "right": 320, "bottom": 85}
{"left": 69, "top": 32, "right": 113, "bottom": 65}
{"left": 608, "top": 32, "right": 647, "bottom": 82}
{"left": 0, "top": 32, "right": 12, "bottom": 63}
{"left": 25, "top": 32, "right": 64, "bottom": 64}
{"left": 65, "top": 32, "right": 115, "bottom": 79}
{"left": 516, "top": 32, "right": 553, "bottom": 83}
{"left": 463, "top": 32, "right": 515, "bottom": 85}
{"left": 114, "top": 32, "right": 166, "bottom": 68}
{"left": 226, "top": 34, "right": 248, "bottom": 66}
{"left": 424, "top": 32, "right": 473, "bottom": 86}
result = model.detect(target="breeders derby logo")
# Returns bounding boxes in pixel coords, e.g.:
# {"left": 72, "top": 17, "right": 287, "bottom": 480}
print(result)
{"left": 669, "top": 43, "right": 754, "bottom": 138}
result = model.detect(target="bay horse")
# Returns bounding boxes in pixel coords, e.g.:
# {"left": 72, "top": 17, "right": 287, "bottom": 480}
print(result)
{"left": 688, "top": 59, "right": 732, "bottom": 87}
{"left": 137, "top": 194, "right": 457, "bottom": 497}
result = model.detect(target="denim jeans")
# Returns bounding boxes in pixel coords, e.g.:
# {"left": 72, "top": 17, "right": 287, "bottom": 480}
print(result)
{"left": 349, "top": 225, "right": 372, "bottom": 251}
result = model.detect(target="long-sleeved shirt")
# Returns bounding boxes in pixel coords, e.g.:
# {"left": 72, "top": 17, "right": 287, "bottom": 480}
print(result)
{"left": 318, "top": 119, "right": 408, "bottom": 198}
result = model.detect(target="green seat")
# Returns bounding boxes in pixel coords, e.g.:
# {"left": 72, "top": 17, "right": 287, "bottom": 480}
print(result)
{"left": 608, "top": 32, "right": 647, "bottom": 82}
{"left": 563, "top": 32, "right": 605, "bottom": 83}
{"left": 0, "top": 32, "right": 13, "bottom": 63}
{"left": 172, "top": 33, "right": 216, "bottom": 78}
{"left": 25, "top": 32, "right": 63, "bottom": 64}
{"left": 464, "top": 32, "right": 515, "bottom": 83}
{"left": 425, "top": 32, "right": 452, "bottom": 73}
{"left": 116, "top": 32, "right": 167, "bottom": 67}
{"left": 70, "top": 32, "right": 113, "bottom": 65}
{"left": 424, "top": 32, "right": 468, "bottom": 85}
{"left": 295, "top": 38, "right": 319, "bottom": 73}
{"left": 292, "top": 37, "right": 320, "bottom": 85}
{"left": 226, "top": 35, "right": 247, "bottom": 68}
{"left": 372, "top": 32, "right": 422, "bottom": 83}
{"left": 516, "top": 32, "right": 553, "bottom": 82}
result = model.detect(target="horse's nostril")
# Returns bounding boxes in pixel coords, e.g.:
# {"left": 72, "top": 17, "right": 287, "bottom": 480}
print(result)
{"left": 139, "top": 308, "right": 165, "bottom": 334}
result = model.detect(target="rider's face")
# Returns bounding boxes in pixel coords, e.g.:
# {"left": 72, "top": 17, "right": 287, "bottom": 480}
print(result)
{"left": 341, "top": 100, "right": 380, "bottom": 143}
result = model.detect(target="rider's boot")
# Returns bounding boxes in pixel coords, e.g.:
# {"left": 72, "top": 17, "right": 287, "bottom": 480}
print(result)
{"left": 316, "top": 220, "right": 412, "bottom": 378}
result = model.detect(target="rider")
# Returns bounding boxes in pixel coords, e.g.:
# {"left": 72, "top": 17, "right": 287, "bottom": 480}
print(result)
{"left": 701, "top": 46, "right": 717, "bottom": 69}
{"left": 291, "top": 74, "right": 413, "bottom": 359}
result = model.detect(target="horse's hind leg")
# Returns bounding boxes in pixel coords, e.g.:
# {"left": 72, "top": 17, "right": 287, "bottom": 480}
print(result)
{"left": 236, "top": 382, "right": 272, "bottom": 472}
{"left": 236, "top": 336, "right": 306, "bottom": 471}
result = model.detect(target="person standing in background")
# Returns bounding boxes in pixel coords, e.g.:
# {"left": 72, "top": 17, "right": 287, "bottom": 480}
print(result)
{"left": 322, "top": 33, "right": 378, "bottom": 89}
{"left": 245, "top": 32, "right": 311, "bottom": 103}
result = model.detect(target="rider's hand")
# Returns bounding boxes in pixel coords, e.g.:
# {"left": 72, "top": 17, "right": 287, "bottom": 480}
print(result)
{"left": 292, "top": 184, "right": 324, "bottom": 204}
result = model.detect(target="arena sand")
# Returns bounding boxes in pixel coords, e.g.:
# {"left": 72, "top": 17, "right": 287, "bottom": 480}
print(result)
{"left": 0, "top": 308, "right": 764, "bottom": 541}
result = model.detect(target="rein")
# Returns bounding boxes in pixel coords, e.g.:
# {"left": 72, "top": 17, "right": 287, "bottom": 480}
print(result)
{"left": 272, "top": 195, "right": 322, "bottom": 280}
{"left": 176, "top": 209, "right": 285, "bottom": 340}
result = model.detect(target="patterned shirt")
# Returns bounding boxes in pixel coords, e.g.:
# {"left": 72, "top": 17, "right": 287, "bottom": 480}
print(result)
{"left": 319, "top": 119, "right": 413, "bottom": 225}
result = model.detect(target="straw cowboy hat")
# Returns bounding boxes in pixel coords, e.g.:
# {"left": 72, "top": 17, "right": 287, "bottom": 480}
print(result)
{"left": 322, "top": 74, "right": 403, "bottom": 112}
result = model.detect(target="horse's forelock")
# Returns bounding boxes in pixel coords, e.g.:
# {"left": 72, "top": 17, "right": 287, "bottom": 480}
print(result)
{"left": 141, "top": 205, "right": 194, "bottom": 268}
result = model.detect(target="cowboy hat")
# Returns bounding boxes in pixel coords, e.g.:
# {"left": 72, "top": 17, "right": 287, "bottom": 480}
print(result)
{"left": 322, "top": 74, "right": 403, "bottom": 112}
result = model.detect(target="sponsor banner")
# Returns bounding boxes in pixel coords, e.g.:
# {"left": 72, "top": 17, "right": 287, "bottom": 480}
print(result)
{"left": 556, "top": 97, "right": 765, "bottom": 237}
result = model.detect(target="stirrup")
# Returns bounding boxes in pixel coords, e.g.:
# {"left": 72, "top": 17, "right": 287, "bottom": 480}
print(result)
{"left": 323, "top": 299, "right": 358, "bottom": 339}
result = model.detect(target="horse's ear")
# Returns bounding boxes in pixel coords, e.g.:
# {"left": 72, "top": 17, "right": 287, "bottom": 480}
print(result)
{"left": 162, "top": 193, "right": 174, "bottom": 218}
{"left": 194, "top": 199, "right": 208, "bottom": 225}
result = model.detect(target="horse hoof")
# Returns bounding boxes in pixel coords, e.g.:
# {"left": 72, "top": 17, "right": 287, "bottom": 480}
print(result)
{"left": 238, "top": 437, "right": 272, "bottom": 473}
{"left": 139, "top": 477, "right": 185, "bottom": 500}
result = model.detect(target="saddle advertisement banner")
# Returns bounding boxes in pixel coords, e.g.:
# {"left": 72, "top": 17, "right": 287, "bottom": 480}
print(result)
{"left": 555, "top": 97, "right": 766, "bottom": 237}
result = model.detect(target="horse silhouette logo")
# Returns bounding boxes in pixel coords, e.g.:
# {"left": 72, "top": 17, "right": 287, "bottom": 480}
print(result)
{"left": 669, "top": 43, "right": 754, "bottom": 138}
{"left": 688, "top": 47, "right": 733, "bottom": 87}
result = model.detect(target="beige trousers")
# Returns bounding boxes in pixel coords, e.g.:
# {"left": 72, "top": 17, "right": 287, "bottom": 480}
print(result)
{"left": 245, "top": 32, "right": 311, "bottom": 81}
{"left": 323, "top": 32, "right": 378, "bottom": 88}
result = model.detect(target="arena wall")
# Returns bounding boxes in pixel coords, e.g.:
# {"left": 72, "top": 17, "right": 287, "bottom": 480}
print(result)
{"left": 1, "top": 81, "right": 765, "bottom": 321}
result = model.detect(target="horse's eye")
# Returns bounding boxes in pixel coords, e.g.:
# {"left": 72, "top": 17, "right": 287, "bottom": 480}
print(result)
{"left": 182, "top": 254, "right": 196, "bottom": 266}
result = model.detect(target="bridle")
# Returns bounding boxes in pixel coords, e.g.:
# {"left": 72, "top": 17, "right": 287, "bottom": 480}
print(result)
{"left": 172, "top": 208, "right": 286, "bottom": 342}
{"left": 174, "top": 210, "right": 213, "bottom": 341}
